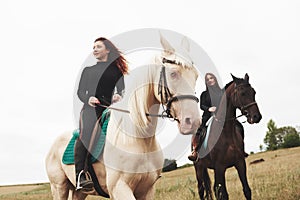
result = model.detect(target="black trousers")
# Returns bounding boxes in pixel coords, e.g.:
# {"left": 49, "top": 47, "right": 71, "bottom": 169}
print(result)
{"left": 74, "top": 106, "right": 105, "bottom": 173}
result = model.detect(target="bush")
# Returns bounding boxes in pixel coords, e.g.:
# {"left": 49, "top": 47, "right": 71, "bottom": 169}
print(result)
{"left": 162, "top": 159, "right": 177, "bottom": 172}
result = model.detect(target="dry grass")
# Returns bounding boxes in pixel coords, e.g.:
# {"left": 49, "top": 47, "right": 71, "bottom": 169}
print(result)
{"left": 1, "top": 147, "right": 299, "bottom": 200}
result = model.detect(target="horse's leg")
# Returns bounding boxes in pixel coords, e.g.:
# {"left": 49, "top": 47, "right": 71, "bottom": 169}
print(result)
{"left": 49, "top": 181, "right": 70, "bottom": 200}
{"left": 235, "top": 159, "right": 251, "bottom": 200}
{"left": 214, "top": 167, "right": 228, "bottom": 200}
{"left": 47, "top": 160, "right": 71, "bottom": 200}
{"left": 107, "top": 179, "right": 136, "bottom": 200}
{"left": 136, "top": 185, "right": 155, "bottom": 200}
{"left": 70, "top": 189, "right": 88, "bottom": 200}
{"left": 194, "top": 162, "right": 213, "bottom": 200}
{"left": 194, "top": 162, "right": 205, "bottom": 200}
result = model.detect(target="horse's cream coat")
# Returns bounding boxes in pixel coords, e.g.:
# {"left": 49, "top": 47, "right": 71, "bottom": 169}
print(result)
{"left": 46, "top": 35, "right": 200, "bottom": 200}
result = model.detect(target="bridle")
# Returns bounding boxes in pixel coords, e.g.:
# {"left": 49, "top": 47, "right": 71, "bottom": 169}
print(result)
{"left": 233, "top": 83, "right": 257, "bottom": 114}
{"left": 233, "top": 83, "right": 257, "bottom": 119}
{"left": 215, "top": 82, "right": 257, "bottom": 123}
{"left": 98, "top": 57, "right": 199, "bottom": 121}
{"left": 145, "top": 57, "right": 199, "bottom": 121}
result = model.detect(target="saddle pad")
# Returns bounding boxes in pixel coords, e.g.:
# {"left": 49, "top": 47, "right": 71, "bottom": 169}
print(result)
{"left": 203, "top": 116, "right": 213, "bottom": 149}
{"left": 62, "top": 109, "right": 110, "bottom": 165}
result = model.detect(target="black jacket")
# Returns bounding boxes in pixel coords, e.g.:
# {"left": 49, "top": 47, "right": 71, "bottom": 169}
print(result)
{"left": 200, "top": 88, "right": 224, "bottom": 125}
{"left": 77, "top": 61, "right": 124, "bottom": 107}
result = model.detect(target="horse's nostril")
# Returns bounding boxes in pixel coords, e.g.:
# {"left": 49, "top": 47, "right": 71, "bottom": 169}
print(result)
{"left": 253, "top": 113, "right": 262, "bottom": 122}
{"left": 185, "top": 118, "right": 192, "bottom": 124}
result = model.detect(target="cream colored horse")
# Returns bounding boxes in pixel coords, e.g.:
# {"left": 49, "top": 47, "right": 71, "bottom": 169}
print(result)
{"left": 46, "top": 35, "right": 201, "bottom": 200}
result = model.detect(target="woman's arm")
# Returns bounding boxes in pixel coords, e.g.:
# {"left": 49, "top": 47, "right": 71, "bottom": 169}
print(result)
{"left": 77, "top": 67, "right": 90, "bottom": 104}
{"left": 200, "top": 91, "right": 210, "bottom": 111}
{"left": 115, "top": 75, "right": 125, "bottom": 97}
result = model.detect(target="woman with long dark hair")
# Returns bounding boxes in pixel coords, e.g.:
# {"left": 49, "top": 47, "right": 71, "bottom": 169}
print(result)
{"left": 75, "top": 37, "right": 129, "bottom": 190}
{"left": 188, "top": 73, "right": 223, "bottom": 161}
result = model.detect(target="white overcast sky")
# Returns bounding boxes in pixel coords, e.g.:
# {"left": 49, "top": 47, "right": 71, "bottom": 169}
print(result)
{"left": 0, "top": 0, "right": 299, "bottom": 185}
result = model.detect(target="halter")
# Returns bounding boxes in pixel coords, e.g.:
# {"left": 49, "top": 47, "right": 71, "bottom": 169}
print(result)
{"left": 146, "top": 57, "right": 199, "bottom": 121}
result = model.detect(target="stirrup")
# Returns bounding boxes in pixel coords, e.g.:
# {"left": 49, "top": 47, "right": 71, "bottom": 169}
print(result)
{"left": 76, "top": 170, "right": 94, "bottom": 191}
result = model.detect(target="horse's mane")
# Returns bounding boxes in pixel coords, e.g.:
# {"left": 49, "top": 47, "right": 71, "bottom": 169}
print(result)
{"left": 111, "top": 64, "right": 158, "bottom": 138}
{"left": 224, "top": 77, "right": 246, "bottom": 90}
{"left": 225, "top": 81, "right": 234, "bottom": 90}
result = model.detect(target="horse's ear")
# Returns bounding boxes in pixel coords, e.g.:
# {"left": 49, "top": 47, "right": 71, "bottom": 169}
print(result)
{"left": 244, "top": 73, "right": 249, "bottom": 82}
{"left": 231, "top": 73, "right": 238, "bottom": 81}
{"left": 160, "top": 33, "right": 175, "bottom": 55}
{"left": 181, "top": 36, "right": 190, "bottom": 52}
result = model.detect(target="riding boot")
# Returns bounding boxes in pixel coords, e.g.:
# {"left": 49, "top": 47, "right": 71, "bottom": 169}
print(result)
{"left": 74, "top": 139, "right": 94, "bottom": 191}
{"left": 188, "top": 134, "right": 199, "bottom": 161}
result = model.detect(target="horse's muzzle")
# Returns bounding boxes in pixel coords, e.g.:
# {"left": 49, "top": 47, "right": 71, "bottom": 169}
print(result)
{"left": 248, "top": 113, "right": 262, "bottom": 124}
{"left": 178, "top": 116, "right": 201, "bottom": 135}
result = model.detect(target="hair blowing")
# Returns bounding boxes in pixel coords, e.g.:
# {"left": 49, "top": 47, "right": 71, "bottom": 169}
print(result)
{"left": 94, "top": 37, "right": 129, "bottom": 75}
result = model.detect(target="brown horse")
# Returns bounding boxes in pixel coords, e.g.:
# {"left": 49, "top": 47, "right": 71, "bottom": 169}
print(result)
{"left": 194, "top": 73, "right": 262, "bottom": 200}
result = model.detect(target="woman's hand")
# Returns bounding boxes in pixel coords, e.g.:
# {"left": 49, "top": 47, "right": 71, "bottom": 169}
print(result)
{"left": 112, "top": 94, "right": 122, "bottom": 104}
{"left": 88, "top": 96, "right": 100, "bottom": 107}
{"left": 208, "top": 106, "right": 217, "bottom": 113}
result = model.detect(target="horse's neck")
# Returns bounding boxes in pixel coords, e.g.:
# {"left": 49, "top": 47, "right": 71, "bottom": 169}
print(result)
{"left": 126, "top": 64, "right": 160, "bottom": 138}
{"left": 215, "top": 83, "right": 236, "bottom": 130}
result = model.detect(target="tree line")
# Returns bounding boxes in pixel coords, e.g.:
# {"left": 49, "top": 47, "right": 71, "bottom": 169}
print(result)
{"left": 264, "top": 119, "right": 300, "bottom": 150}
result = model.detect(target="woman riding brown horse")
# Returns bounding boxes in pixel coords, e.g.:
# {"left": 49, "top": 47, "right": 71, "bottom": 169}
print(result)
{"left": 193, "top": 73, "right": 262, "bottom": 200}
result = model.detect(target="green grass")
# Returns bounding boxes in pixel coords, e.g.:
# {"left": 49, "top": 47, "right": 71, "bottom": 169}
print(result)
{"left": 1, "top": 146, "right": 300, "bottom": 199}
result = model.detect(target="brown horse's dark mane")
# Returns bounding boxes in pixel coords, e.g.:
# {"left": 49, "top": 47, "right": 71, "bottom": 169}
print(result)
{"left": 225, "top": 80, "right": 234, "bottom": 90}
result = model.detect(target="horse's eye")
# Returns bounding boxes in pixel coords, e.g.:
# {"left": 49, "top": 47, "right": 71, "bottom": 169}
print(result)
{"left": 170, "top": 72, "right": 178, "bottom": 79}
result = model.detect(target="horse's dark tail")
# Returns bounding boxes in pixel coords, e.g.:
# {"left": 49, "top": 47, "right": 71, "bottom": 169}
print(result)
{"left": 203, "top": 167, "right": 213, "bottom": 200}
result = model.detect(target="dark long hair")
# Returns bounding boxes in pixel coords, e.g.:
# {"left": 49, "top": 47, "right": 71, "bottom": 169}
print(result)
{"left": 205, "top": 73, "right": 221, "bottom": 91}
{"left": 205, "top": 73, "right": 223, "bottom": 107}
{"left": 94, "top": 37, "right": 129, "bottom": 75}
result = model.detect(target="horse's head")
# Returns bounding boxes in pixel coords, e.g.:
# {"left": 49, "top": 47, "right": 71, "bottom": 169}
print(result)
{"left": 154, "top": 34, "right": 201, "bottom": 135}
{"left": 231, "top": 73, "right": 262, "bottom": 124}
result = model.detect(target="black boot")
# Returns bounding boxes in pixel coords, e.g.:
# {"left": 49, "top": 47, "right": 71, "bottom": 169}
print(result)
{"left": 74, "top": 139, "right": 94, "bottom": 191}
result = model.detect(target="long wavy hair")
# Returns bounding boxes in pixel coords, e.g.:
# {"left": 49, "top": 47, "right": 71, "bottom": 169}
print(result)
{"left": 205, "top": 73, "right": 223, "bottom": 107}
{"left": 94, "top": 37, "right": 129, "bottom": 75}
{"left": 205, "top": 73, "right": 221, "bottom": 91}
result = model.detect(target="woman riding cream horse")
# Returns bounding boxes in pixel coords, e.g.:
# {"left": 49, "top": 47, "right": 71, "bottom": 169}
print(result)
{"left": 46, "top": 34, "right": 201, "bottom": 200}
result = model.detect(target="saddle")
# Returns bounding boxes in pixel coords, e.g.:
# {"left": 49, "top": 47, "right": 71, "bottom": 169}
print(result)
{"left": 62, "top": 109, "right": 110, "bottom": 165}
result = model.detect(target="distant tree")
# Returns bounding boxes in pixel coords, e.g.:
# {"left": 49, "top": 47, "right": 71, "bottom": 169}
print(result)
{"left": 276, "top": 126, "right": 297, "bottom": 148}
{"left": 162, "top": 159, "right": 177, "bottom": 172}
{"left": 264, "top": 120, "right": 300, "bottom": 150}
{"left": 282, "top": 131, "right": 300, "bottom": 148}
{"left": 264, "top": 119, "right": 279, "bottom": 150}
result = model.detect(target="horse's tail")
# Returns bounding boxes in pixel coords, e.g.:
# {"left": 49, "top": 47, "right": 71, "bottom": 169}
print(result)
{"left": 203, "top": 167, "right": 213, "bottom": 200}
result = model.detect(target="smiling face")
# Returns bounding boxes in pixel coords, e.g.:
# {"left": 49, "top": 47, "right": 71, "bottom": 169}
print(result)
{"left": 93, "top": 40, "right": 110, "bottom": 61}
{"left": 205, "top": 74, "right": 216, "bottom": 87}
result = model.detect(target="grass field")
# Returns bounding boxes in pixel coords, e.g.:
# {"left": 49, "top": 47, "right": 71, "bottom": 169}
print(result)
{"left": 1, "top": 146, "right": 299, "bottom": 200}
